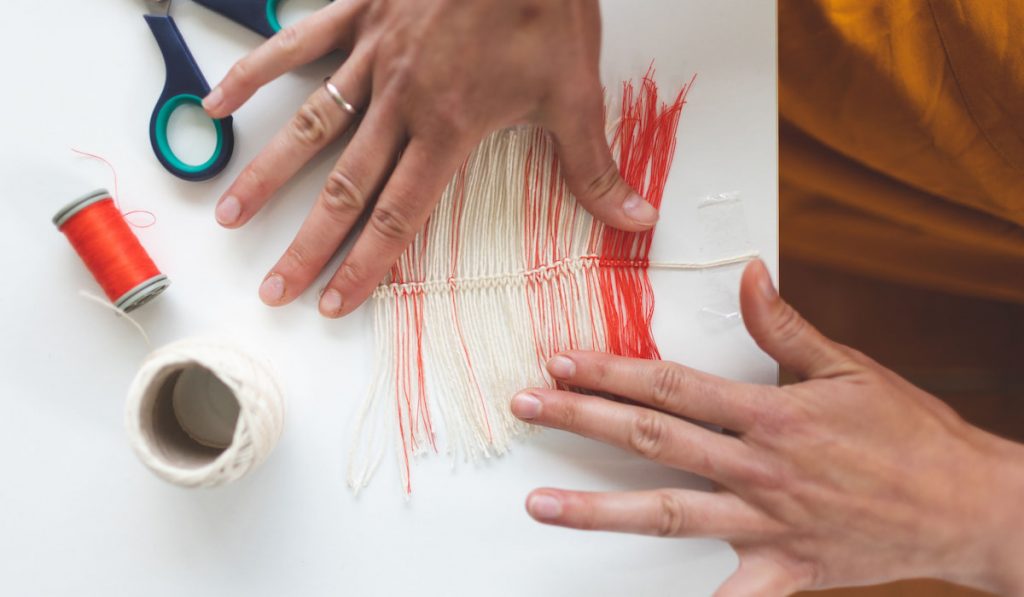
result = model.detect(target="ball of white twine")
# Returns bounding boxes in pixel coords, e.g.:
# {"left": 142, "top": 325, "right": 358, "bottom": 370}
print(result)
{"left": 125, "top": 338, "right": 284, "bottom": 488}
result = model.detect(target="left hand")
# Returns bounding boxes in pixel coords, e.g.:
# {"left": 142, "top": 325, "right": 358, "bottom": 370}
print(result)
{"left": 511, "top": 259, "right": 1024, "bottom": 596}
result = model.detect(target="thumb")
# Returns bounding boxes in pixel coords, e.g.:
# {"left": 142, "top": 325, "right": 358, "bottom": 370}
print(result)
{"left": 740, "top": 259, "right": 850, "bottom": 380}
{"left": 546, "top": 94, "right": 659, "bottom": 232}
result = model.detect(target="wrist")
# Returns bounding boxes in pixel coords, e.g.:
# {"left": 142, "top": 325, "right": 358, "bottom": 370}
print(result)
{"left": 948, "top": 428, "right": 1024, "bottom": 595}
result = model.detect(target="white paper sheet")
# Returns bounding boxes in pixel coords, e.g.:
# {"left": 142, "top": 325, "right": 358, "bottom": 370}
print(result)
{"left": 0, "top": 1, "right": 776, "bottom": 594}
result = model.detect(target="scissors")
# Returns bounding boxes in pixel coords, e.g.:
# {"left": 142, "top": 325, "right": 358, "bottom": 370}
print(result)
{"left": 143, "top": 0, "right": 294, "bottom": 181}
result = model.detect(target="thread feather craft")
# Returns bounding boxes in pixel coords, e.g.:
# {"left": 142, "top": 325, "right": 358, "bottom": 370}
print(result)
{"left": 350, "top": 72, "right": 694, "bottom": 494}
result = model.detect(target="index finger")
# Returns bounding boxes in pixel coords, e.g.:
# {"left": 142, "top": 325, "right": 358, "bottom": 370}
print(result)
{"left": 547, "top": 351, "right": 764, "bottom": 432}
{"left": 319, "top": 137, "right": 470, "bottom": 317}
{"left": 204, "top": 0, "right": 366, "bottom": 118}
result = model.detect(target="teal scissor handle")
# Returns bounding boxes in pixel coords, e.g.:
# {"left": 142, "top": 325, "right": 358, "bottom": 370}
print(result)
{"left": 192, "top": 0, "right": 286, "bottom": 38}
{"left": 153, "top": 94, "right": 229, "bottom": 177}
{"left": 266, "top": 0, "right": 284, "bottom": 32}
{"left": 192, "top": 0, "right": 335, "bottom": 38}
{"left": 145, "top": 13, "right": 235, "bottom": 181}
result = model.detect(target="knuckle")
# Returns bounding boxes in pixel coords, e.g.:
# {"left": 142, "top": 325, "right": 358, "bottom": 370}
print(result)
{"left": 741, "top": 459, "right": 786, "bottom": 491}
{"left": 727, "top": 434, "right": 788, "bottom": 489}
{"left": 589, "top": 358, "right": 611, "bottom": 386}
{"left": 842, "top": 346, "right": 869, "bottom": 362}
{"left": 432, "top": 102, "right": 472, "bottom": 137}
{"left": 556, "top": 399, "right": 579, "bottom": 431}
{"left": 335, "top": 261, "right": 364, "bottom": 287}
{"left": 419, "top": 114, "right": 470, "bottom": 146}
{"left": 748, "top": 388, "right": 781, "bottom": 432}
{"left": 368, "top": 205, "right": 414, "bottom": 242}
{"left": 771, "top": 304, "right": 809, "bottom": 346}
{"left": 583, "top": 160, "right": 622, "bottom": 203}
{"left": 628, "top": 411, "right": 667, "bottom": 461}
{"left": 321, "top": 169, "right": 365, "bottom": 216}
{"left": 795, "top": 558, "right": 824, "bottom": 591}
{"left": 283, "top": 244, "right": 311, "bottom": 271}
{"left": 289, "top": 102, "right": 332, "bottom": 146}
{"left": 752, "top": 394, "right": 808, "bottom": 437}
{"left": 379, "top": 52, "right": 413, "bottom": 86}
{"left": 273, "top": 25, "right": 302, "bottom": 57}
{"left": 698, "top": 446, "right": 717, "bottom": 478}
{"left": 412, "top": 91, "right": 474, "bottom": 140}
{"left": 840, "top": 345, "right": 877, "bottom": 372}
{"left": 650, "top": 364, "right": 686, "bottom": 410}
{"left": 227, "top": 59, "right": 254, "bottom": 87}
{"left": 558, "top": 85, "right": 604, "bottom": 122}
{"left": 749, "top": 403, "right": 777, "bottom": 437}
{"left": 242, "top": 164, "right": 272, "bottom": 198}
{"left": 655, "top": 491, "right": 686, "bottom": 537}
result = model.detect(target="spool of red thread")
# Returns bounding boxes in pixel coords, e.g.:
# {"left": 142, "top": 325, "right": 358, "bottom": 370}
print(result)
{"left": 53, "top": 189, "right": 170, "bottom": 312}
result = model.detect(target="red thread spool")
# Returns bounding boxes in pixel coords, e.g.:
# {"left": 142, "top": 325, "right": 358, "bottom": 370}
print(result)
{"left": 53, "top": 189, "right": 170, "bottom": 312}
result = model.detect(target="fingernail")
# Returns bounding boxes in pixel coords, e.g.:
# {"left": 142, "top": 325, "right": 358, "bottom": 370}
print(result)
{"left": 319, "top": 288, "right": 343, "bottom": 317}
{"left": 622, "top": 193, "right": 659, "bottom": 226}
{"left": 215, "top": 195, "right": 241, "bottom": 226}
{"left": 259, "top": 273, "right": 285, "bottom": 304}
{"left": 203, "top": 87, "right": 223, "bottom": 112}
{"left": 546, "top": 355, "right": 575, "bottom": 379}
{"left": 528, "top": 494, "right": 563, "bottom": 520}
{"left": 511, "top": 392, "right": 543, "bottom": 420}
{"left": 757, "top": 260, "right": 777, "bottom": 301}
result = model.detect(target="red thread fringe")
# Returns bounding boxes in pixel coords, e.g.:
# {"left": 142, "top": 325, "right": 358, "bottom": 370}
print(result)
{"left": 598, "top": 72, "right": 693, "bottom": 359}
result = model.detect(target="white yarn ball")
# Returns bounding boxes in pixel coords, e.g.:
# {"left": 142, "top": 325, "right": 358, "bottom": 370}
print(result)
{"left": 125, "top": 338, "right": 285, "bottom": 488}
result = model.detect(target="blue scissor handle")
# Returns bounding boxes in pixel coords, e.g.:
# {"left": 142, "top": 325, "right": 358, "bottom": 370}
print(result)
{"left": 192, "top": 0, "right": 284, "bottom": 38}
{"left": 145, "top": 14, "right": 235, "bottom": 181}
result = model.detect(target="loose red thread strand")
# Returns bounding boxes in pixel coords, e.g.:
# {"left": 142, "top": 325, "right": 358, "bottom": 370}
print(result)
{"left": 71, "top": 149, "right": 156, "bottom": 228}
{"left": 388, "top": 208, "right": 435, "bottom": 494}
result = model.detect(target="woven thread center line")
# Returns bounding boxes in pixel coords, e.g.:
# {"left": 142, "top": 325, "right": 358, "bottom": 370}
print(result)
{"left": 373, "top": 251, "right": 759, "bottom": 298}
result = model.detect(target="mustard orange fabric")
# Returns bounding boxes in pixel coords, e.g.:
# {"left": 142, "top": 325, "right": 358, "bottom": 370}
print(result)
{"left": 780, "top": 0, "right": 1024, "bottom": 303}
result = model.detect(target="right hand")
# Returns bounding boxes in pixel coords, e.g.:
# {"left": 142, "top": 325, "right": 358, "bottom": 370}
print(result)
{"left": 204, "top": 0, "right": 654, "bottom": 317}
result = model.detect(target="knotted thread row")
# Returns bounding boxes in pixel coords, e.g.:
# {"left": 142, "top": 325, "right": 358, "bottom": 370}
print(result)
{"left": 371, "top": 255, "right": 660, "bottom": 297}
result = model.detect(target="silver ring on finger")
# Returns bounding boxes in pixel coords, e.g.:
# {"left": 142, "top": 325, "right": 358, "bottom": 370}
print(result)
{"left": 323, "top": 77, "right": 359, "bottom": 116}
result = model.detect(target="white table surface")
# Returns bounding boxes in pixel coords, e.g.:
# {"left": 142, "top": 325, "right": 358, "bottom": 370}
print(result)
{"left": 0, "top": 1, "right": 777, "bottom": 595}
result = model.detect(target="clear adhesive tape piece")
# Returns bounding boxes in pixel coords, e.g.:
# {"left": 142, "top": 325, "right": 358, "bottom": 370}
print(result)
{"left": 696, "top": 191, "right": 754, "bottom": 326}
